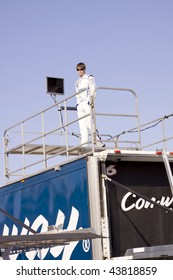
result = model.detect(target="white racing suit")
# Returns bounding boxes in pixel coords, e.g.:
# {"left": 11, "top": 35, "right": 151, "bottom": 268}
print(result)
{"left": 75, "top": 74, "right": 102, "bottom": 146}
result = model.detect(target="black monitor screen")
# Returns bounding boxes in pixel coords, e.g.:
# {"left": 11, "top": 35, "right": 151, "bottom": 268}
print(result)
{"left": 47, "top": 77, "right": 64, "bottom": 95}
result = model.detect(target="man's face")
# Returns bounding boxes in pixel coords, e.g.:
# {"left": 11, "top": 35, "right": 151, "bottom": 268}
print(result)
{"left": 77, "top": 67, "right": 85, "bottom": 77}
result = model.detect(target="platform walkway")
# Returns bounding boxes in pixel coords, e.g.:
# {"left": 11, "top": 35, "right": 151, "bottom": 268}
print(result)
{"left": 3, "top": 87, "right": 173, "bottom": 184}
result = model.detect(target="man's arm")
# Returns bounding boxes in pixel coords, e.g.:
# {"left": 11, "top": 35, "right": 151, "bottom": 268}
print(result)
{"left": 88, "top": 75, "right": 96, "bottom": 98}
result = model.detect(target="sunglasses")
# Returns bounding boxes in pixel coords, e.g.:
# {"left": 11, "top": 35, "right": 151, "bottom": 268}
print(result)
{"left": 77, "top": 68, "right": 84, "bottom": 71}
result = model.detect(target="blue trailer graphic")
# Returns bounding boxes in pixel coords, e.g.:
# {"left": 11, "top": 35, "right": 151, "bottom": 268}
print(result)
{"left": 0, "top": 158, "right": 93, "bottom": 260}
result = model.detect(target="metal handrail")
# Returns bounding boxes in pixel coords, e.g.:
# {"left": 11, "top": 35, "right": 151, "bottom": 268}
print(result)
{"left": 3, "top": 87, "right": 142, "bottom": 184}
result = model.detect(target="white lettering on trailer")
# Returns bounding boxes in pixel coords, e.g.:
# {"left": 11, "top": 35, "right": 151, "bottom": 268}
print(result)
{"left": 106, "top": 165, "right": 117, "bottom": 176}
{"left": 121, "top": 192, "right": 173, "bottom": 211}
{"left": 2, "top": 206, "right": 89, "bottom": 260}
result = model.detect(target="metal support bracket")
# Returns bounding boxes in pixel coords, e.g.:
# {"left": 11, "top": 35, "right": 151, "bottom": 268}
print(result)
{"left": 162, "top": 149, "right": 173, "bottom": 196}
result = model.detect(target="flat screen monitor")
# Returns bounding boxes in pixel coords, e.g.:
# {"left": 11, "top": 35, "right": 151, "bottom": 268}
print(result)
{"left": 47, "top": 77, "right": 64, "bottom": 95}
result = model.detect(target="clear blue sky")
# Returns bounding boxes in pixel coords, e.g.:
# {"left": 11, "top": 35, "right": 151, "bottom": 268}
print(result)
{"left": 1, "top": 0, "right": 173, "bottom": 186}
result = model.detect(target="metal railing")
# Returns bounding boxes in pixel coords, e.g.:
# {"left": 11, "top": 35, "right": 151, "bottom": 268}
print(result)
{"left": 3, "top": 87, "right": 142, "bottom": 184}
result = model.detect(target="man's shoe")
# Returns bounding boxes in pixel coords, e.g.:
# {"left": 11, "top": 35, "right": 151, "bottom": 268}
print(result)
{"left": 81, "top": 144, "right": 90, "bottom": 151}
{"left": 96, "top": 142, "right": 105, "bottom": 148}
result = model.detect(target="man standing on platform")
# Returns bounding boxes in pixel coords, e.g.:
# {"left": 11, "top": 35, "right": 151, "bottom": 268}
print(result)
{"left": 75, "top": 62, "right": 105, "bottom": 148}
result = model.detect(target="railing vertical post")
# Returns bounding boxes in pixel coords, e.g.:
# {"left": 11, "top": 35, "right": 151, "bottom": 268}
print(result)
{"left": 161, "top": 117, "right": 167, "bottom": 151}
{"left": 3, "top": 135, "right": 9, "bottom": 183}
{"left": 64, "top": 100, "right": 69, "bottom": 157}
{"left": 90, "top": 91, "right": 97, "bottom": 152}
{"left": 21, "top": 122, "right": 25, "bottom": 177}
{"left": 41, "top": 111, "right": 47, "bottom": 169}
